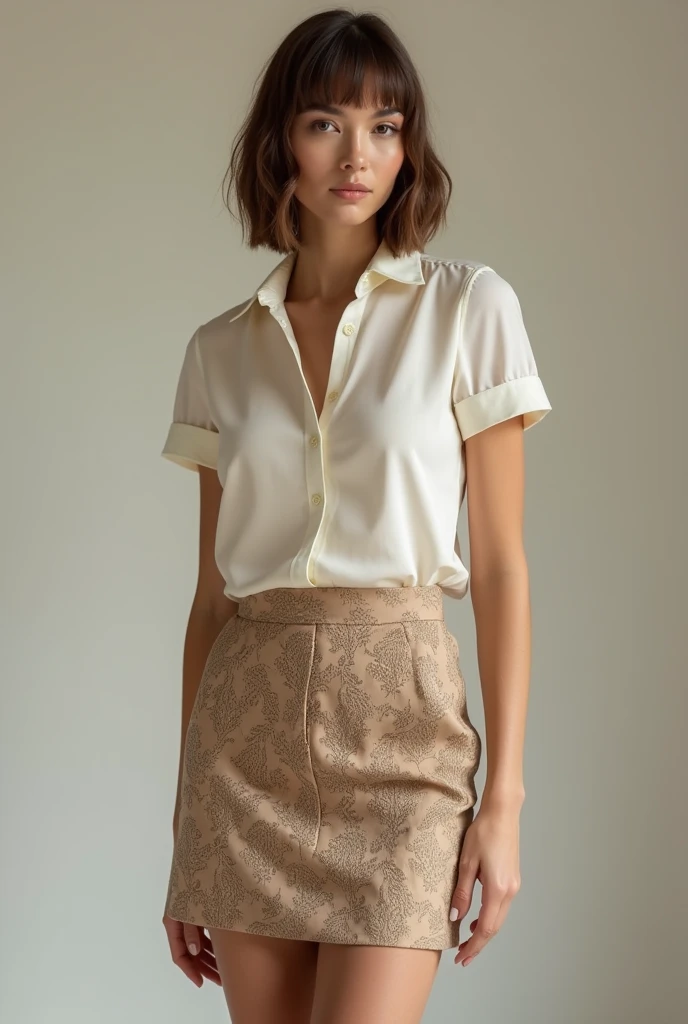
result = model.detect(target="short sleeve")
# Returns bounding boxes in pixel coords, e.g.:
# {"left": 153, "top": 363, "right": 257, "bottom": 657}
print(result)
{"left": 452, "top": 268, "right": 552, "bottom": 441}
{"left": 161, "top": 328, "right": 219, "bottom": 471}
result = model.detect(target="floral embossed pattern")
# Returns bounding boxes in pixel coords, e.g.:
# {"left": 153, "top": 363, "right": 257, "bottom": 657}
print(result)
{"left": 165, "top": 585, "right": 482, "bottom": 949}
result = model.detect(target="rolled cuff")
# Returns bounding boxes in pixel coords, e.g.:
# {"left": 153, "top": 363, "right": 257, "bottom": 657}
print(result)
{"left": 453, "top": 375, "right": 551, "bottom": 441}
{"left": 161, "top": 422, "right": 219, "bottom": 471}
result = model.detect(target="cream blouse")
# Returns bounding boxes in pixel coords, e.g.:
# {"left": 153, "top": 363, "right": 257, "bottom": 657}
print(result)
{"left": 161, "top": 239, "right": 552, "bottom": 601}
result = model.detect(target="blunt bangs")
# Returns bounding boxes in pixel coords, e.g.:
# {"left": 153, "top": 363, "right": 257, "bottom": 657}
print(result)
{"left": 292, "top": 38, "right": 412, "bottom": 122}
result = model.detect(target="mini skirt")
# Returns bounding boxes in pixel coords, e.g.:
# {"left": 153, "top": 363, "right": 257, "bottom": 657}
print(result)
{"left": 164, "top": 585, "right": 482, "bottom": 950}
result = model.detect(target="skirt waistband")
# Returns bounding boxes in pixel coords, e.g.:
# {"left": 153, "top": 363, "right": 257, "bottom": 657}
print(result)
{"left": 237, "top": 585, "right": 445, "bottom": 624}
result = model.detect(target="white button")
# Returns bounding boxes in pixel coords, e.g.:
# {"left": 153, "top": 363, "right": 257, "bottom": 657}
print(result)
{"left": 327, "top": 390, "right": 339, "bottom": 403}
{"left": 278, "top": 317, "right": 286, "bottom": 326}
{"left": 311, "top": 493, "right": 322, "bottom": 505}
{"left": 361, "top": 272, "right": 369, "bottom": 281}
{"left": 342, "top": 323, "right": 356, "bottom": 335}
{"left": 309, "top": 435, "right": 319, "bottom": 447}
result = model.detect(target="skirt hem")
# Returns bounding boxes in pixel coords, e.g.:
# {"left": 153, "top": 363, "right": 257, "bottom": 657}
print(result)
{"left": 166, "top": 911, "right": 461, "bottom": 952}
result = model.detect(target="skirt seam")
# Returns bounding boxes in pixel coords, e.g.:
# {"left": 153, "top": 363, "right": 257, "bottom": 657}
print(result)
{"left": 304, "top": 624, "right": 322, "bottom": 852}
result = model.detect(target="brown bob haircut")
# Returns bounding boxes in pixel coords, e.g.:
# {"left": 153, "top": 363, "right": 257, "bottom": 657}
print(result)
{"left": 222, "top": 7, "right": 452, "bottom": 258}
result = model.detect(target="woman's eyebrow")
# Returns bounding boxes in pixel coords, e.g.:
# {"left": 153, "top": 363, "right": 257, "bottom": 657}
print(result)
{"left": 301, "top": 103, "right": 403, "bottom": 118}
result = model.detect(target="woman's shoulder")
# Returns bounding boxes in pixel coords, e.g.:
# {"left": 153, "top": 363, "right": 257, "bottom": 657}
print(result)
{"left": 417, "top": 251, "right": 507, "bottom": 309}
{"left": 418, "top": 252, "right": 524, "bottom": 311}
{"left": 419, "top": 251, "right": 487, "bottom": 273}
{"left": 190, "top": 294, "right": 258, "bottom": 361}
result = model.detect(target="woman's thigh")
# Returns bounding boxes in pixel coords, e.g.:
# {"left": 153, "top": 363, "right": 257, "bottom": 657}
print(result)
{"left": 310, "top": 942, "right": 443, "bottom": 1024}
{"left": 207, "top": 927, "right": 320, "bottom": 1024}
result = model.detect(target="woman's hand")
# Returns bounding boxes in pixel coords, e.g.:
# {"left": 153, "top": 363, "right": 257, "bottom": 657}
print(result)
{"left": 450, "top": 800, "right": 522, "bottom": 967}
{"left": 164, "top": 811, "right": 222, "bottom": 987}
{"left": 162, "top": 915, "right": 222, "bottom": 988}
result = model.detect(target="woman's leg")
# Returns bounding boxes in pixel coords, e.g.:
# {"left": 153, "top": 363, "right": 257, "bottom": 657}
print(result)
{"left": 207, "top": 927, "right": 320, "bottom": 1023}
{"left": 309, "top": 943, "right": 443, "bottom": 1024}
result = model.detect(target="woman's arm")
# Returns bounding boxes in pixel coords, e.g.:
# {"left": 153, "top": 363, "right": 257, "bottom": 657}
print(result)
{"left": 450, "top": 413, "right": 531, "bottom": 966}
{"left": 172, "top": 466, "right": 238, "bottom": 836}
{"left": 465, "top": 414, "right": 531, "bottom": 811}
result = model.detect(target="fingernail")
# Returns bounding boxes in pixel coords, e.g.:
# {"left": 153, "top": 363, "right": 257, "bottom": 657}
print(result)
{"left": 449, "top": 907, "right": 459, "bottom": 921}
{"left": 189, "top": 943, "right": 198, "bottom": 956}
{"left": 463, "top": 956, "right": 474, "bottom": 966}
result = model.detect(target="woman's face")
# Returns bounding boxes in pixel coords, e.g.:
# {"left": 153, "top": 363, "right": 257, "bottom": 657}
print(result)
{"left": 288, "top": 98, "right": 406, "bottom": 228}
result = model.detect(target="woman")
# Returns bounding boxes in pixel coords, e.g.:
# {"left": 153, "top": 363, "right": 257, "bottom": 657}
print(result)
{"left": 161, "top": 8, "right": 551, "bottom": 1022}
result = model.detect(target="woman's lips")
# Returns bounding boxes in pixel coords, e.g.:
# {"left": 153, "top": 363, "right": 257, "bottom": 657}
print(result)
{"left": 330, "top": 188, "right": 371, "bottom": 200}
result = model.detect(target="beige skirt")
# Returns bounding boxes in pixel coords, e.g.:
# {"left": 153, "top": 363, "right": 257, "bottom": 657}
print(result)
{"left": 165, "top": 585, "right": 482, "bottom": 950}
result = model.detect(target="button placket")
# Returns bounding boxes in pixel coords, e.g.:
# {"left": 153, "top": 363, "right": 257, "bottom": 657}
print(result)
{"left": 270, "top": 306, "right": 328, "bottom": 581}
{"left": 316, "top": 318, "right": 357, "bottom": 430}
{"left": 272, "top": 294, "right": 368, "bottom": 588}
{"left": 305, "top": 310, "right": 365, "bottom": 586}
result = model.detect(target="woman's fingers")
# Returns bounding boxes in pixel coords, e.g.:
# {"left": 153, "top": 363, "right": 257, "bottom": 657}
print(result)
{"left": 450, "top": 851, "right": 478, "bottom": 924}
{"left": 453, "top": 884, "right": 514, "bottom": 966}
{"left": 183, "top": 923, "right": 203, "bottom": 957}
{"left": 196, "top": 949, "right": 222, "bottom": 985}
{"left": 162, "top": 918, "right": 223, "bottom": 987}
{"left": 163, "top": 916, "right": 204, "bottom": 987}
{"left": 197, "top": 932, "right": 222, "bottom": 985}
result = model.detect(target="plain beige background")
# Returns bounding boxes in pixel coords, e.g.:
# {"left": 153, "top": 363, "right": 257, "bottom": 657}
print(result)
{"left": 2, "top": 1, "right": 686, "bottom": 1021}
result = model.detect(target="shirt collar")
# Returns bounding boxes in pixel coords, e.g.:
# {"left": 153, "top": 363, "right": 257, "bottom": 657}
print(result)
{"left": 227, "top": 238, "right": 425, "bottom": 323}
